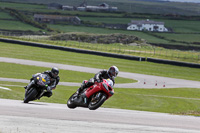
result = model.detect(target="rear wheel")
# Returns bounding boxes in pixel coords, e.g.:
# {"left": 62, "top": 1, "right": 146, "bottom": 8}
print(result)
{"left": 67, "top": 93, "right": 77, "bottom": 109}
{"left": 88, "top": 93, "right": 107, "bottom": 110}
{"left": 24, "top": 88, "right": 38, "bottom": 103}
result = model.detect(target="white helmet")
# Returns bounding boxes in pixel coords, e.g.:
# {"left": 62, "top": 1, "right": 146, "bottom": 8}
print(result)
{"left": 108, "top": 66, "right": 119, "bottom": 78}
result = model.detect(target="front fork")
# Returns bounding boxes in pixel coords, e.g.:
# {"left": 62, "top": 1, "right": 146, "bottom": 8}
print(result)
{"left": 37, "top": 89, "right": 46, "bottom": 99}
{"left": 91, "top": 92, "right": 102, "bottom": 103}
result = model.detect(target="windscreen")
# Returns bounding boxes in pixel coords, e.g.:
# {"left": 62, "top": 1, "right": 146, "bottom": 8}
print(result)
{"left": 40, "top": 74, "right": 50, "bottom": 85}
{"left": 106, "top": 79, "right": 113, "bottom": 88}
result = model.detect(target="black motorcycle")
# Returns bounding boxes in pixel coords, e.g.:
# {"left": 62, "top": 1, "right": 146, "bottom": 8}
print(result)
{"left": 24, "top": 73, "right": 50, "bottom": 103}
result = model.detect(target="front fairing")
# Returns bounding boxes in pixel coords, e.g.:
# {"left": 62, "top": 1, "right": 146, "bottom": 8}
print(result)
{"left": 36, "top": 74, "right": 50, "bottom": 87}
{"left": 103, "top": 79, "right": 114, "bottom": 95}
{"left": 85, "top": 79, "right": 114, "bottom": 99}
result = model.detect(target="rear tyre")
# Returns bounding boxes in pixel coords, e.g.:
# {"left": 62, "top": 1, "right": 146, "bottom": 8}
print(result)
{"left": 88, "top": 93, "right": 107, "bottom": 110}
{"left": 24, "top": 88, "right": 38, "bottom": 103}
{"left": 67, "top": 93, "right": 77, "bottom": 109}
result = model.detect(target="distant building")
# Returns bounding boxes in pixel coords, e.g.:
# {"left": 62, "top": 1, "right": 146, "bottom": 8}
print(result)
{"left": 104, "top": 24, "right": 128, "bottom": 30}
{"left": 47, "top": 2, "right": 118, "bottom": 12}
{"left": 48, "top": 3, "right": 63, "bottom": 10}
{"left": 77, "top": 7, "right": 86, "bottom": 11}
{"left": 34, "top": 14, "right": 81, "bottom": 25}
{"left": 62, "top": 5, "right": 75, "bottom": 11}
{"left": 127, "top": 19, "right": 168, "bottom": 32}
{"left": 77, "top": 3, "right": 118, "bottom": 12}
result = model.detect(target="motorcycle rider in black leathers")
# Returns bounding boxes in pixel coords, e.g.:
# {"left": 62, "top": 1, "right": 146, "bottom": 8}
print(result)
{"left": 75, "top": 66, "right": 119, "bottom": 96}
{"left": 24, "top": 67, "right": 60, "bottom": 98}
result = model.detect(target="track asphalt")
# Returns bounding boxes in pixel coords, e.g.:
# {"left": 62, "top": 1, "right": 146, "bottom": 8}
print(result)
{"left": 0, "top": 57, "right": 200, "bottom": 89}
{"left": 0, "top": 98, "right": 200, "bottom": 133}
{"left": 1, "top": 57, "right": 200, "bottom": 132}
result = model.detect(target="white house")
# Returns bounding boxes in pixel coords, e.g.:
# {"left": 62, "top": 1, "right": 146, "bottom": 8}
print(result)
{"left": 127, "top": 19, "right": 168, "bottom": 32}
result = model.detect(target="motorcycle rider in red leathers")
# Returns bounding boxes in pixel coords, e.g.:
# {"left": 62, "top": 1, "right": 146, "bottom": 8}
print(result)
{"left": 75, "top": 66, "right": 119, "bottom": 96}
{"left": 24, "top": 67, "right": 60, "bottom": 98}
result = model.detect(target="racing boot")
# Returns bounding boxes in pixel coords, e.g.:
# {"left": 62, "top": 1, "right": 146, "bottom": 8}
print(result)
{"left": 74, "top": 84, "right": 86, "bottom": 97}
{"left": 39, "top": 91, "right": 52, "bottom": 100}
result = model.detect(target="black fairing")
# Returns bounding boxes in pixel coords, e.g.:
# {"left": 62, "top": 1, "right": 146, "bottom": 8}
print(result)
{"left": 72, "top": 93, "right": 89, "bottom": 107}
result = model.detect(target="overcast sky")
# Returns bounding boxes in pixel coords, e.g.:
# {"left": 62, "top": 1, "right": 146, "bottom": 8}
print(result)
{"left": 161, "top": 0, "right": 200, "bottom": 3}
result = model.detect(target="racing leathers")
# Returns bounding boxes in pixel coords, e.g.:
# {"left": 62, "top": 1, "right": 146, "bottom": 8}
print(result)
{"left": 42, "top": 71, "right": 60, "bottom": 97}
{"left": 24, "top": 71, "right": 60, "bottom": 98}
{"left": 76, "top": 69, "right": 115, "bottom": 94}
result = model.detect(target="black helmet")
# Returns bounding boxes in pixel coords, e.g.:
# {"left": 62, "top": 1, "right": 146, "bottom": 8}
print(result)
{"left": 51, "top": 67, "right": 59, "bottom": 78}
{"left": 108, "top": 66, "right": 119, "bottom": 78}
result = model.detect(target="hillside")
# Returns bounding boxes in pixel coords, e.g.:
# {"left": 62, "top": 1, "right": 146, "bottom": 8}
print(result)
{"left": 1, "top": 0, "right": 200, "bottom": 16}
{"left": 0, "top": 0, "right": 200, "bottom": 64}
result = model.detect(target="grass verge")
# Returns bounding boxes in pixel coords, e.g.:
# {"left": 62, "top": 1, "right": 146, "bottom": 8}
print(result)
{"left": 0, "top": 62, "right": 134, "bottom": 84}
{"left": 0, "top": 42, "right": 200, "bottom": 81}
{"left": 1, "top": 35, "right": 200, "bottom": 64}
{"left": 1, "top": 81, "right": 200, "bottom": 116}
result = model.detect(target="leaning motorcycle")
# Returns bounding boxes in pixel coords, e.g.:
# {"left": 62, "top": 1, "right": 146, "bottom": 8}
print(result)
{"left": 67, "top": 79, "right": 114, "bottom": 110}
{"left": 24, "top": 73, "right": 50, "bottom": 103}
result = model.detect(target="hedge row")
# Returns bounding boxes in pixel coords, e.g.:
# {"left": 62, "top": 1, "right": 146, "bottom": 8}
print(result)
{"left": 4, "top": 8, "right": 55, "bottom": 32}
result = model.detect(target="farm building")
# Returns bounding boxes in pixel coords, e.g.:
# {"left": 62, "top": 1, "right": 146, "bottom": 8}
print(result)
{"left": 77, "top": 7, "right": 86, "bottom": 11}
{"left": 62, "top": 5, "right": 75, "bottom": 11}
{"left": 77, "top": 3, "right": 118, "bottom": 12}
{"left": 127, "top": 19, "right": 168, "bottom": 32}
{"left": 34, "top": 14, "right": 81, "bottom": 25}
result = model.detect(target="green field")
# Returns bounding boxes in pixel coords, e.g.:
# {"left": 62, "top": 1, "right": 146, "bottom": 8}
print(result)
{"left": 4, "top": 35, "right": 200, "bottom": 64}
{"left": 1, "top": 0, "right": 200, "bottom": 16}
{"left": 0, "top": 9, "right": 41, "bottom": 31}
{"left": 153, "top": 33, "right": 200, "bottom": 43}
{"left": 47, "top": 23, "right": 200, "bottom": 46}
{"left": 0, "top": 1, "right": 200, "bottom": 53}
{"left": 80, "top": 17, "right": 200, "bottom": 33}
{"left": 0, "top": 1, "right": 122, "bottom": 17}
{"left": 0, "top": 11, "right": 14, "bottom": 19}
{"left": 77, "top": 17, "right": 200, "bottom": 47}
{"left": 162, "top": 19, "right": 200, "bottom": 33}
{"left": 80, "top": 17, "right": 132, "bottom": 24}
{"left": 0, "top": 20, "right": 41, "bottom": 31}
{"left": 48, "top": 24, "right": 169, "bottom": 44}
{"left": 0, "top": 2, "right": 46, "bottom": 10}
{"left": 1, "top": 42, "right": 200, "bottom": 81}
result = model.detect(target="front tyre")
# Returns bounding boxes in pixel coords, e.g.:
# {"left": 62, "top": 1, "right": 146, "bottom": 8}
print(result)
{"left": 88, "top": 93, "right": 107, "bottom": 110}
{"left": 67, "top": 93, "right": 77, "bottom": 109}
{"left": 24, "top": 88, "right": 38, "bottom": 103}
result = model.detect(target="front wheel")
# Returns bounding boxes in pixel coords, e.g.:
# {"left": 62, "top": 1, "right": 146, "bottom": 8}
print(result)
{"left": 67, "top": 93, "right": 77, "bottom": 109}
{"left": 24, "top": 88, "right": 38, "bottom": 103}
{"left": 88, "top": 93, "right": 107, "bottom": 110}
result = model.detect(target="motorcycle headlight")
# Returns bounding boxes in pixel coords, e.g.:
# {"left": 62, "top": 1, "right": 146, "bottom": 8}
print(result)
{"left": 42, "top": 78, "right": 46, "bottom": 82}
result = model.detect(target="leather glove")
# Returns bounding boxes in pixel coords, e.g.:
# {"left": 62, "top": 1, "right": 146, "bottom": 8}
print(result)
{"left": 96, "top": 79, "right": 101, "bottom": 83}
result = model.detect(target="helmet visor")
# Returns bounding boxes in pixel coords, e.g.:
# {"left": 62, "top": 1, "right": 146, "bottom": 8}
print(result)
{"left": 110, "top": 70, "right": 118, "bottom": 77}
{"left": 52, "top": 73, "right": 58, "bottom": 78}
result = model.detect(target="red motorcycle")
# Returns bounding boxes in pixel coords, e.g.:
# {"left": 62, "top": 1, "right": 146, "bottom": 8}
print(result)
{"left": 67, "top": 79, "right": 114, "bottom": 110}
